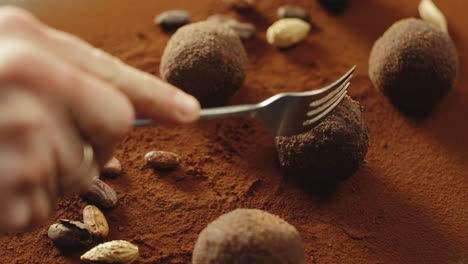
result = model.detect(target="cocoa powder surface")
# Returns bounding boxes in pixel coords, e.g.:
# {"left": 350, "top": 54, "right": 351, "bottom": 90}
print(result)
{"left": 0, "top": 0, "right": 467, "bottom": 263}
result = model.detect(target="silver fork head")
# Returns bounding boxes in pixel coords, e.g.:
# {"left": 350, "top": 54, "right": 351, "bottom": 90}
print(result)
{"left": 256, "top": 65, "right": 356, "bottom": 137}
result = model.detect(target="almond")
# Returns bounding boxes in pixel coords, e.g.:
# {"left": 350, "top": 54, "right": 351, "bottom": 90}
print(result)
{"left": 266, "top": 18, "right": 310, "bottom": 48}
{"left": 418, "top": 0, "right": 448, "bottom": 33}
{"left": 80, "top": 240, "right": 139, "bottom": 264}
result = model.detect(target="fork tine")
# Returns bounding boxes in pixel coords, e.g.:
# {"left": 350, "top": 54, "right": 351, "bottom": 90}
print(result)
{"left": 303, "top": 82, "right": 350, "bottom": 126}
{"left": 302, "top": 65, "right": 355, "bottom": 97}
{"left": 309, "top": 74, "right": 353, "bottom": 108}
{"left": 307, "top": 81, "right": 350, "bottom": 117}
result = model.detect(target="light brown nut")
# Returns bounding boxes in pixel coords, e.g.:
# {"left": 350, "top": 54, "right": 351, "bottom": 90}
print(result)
{"left": 145, "top": 151, "right": 181, "bottom": 170}
{"left": 206, "top": 14, "right": 254, "bottom": 40}
{"left": 230, "top": 22, "right": 256, "bottom": 40}
{"left": 101, "top": 156, "right": 122, "bottom": 178}
{"left": 47, "top": 219, "right": 92, "bottom": 249}
{"left": 277, "top": 5, "right": 310, "bottom": 22}
{"left": 81, "top": 179, "right": 118, "bottom": 209}
{"left": 418, "top": 0, "right": 448, "bottom": 33}
{"left": 80, "top": 240, "right": 139, "bottom": 264}
{"left": 155, "top": 10, "right": 191, "bottom": 30}
{"left": 266, "top": 18, "right": 311, "bottom": 48}
{"left": 207, "top": 14, "right": 238, "bottom": 25}
{"left": 83, "top": 205, "right": 109, "bottom": 239}
{"left": 223, "top": 0, "right": 255, "bottom": 10}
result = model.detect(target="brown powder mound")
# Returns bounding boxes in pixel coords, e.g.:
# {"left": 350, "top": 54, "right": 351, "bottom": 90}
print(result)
{"left": 369, "top": 18, "right": 459, "bottom": 116}
{"left": 275, "top": 96, "right": 369, "bottom": 182}
{"left": 160, "top": 21, "right": 247, "bottom": 107}
{"left": 192, "top": 208, "right": 304, "bottom": 264}
{"left": 0, "top": 1, "right": 467, "bottom": 264}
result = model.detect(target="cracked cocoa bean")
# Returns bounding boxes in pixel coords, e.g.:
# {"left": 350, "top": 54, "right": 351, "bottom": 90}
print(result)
{"left": 145, "top": 151, "right": 181, "bottom": 170}
{"left": 47, "top": 219, "right": 92, "bottom": 249}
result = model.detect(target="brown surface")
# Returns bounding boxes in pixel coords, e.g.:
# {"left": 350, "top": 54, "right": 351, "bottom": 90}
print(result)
{"left": 369, "top": 18, "right": 459, "bottom": 115}
{"left": 160, "top": 21, "right": 247, "bottom": 107}
{"left": 192, "top": 208, "right": 304, "bottom": 264}
{"left": 275, "top": 95, "right": 369, "bottom": 182}
{"left": 0, "top": 0, "right": 467, "bottom": 263}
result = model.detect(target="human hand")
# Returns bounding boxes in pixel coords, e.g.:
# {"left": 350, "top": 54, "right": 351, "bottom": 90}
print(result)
{"left": 0, "top": 6, "right": 200, "bottom": 232}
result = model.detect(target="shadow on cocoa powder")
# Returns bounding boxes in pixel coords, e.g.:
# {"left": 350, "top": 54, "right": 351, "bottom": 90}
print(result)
{"left": 334, "top": 166, "right": 467, "bottom": 263}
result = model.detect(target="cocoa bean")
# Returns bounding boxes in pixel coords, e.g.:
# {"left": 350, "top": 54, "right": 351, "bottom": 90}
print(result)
{"left": 81, "top": 179, "right": 118, "bottom": 209}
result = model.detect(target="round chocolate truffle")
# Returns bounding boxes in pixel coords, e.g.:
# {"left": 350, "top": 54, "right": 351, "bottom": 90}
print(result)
{"left": 160, "top": 21, "right": 248, "bottom": 107}
{"left": 275, "top": 96, "right": 368, "bottom": 182}
{"left": 369, "top": 18, "right": 458, "bottom": 115}
{"left": 192, "top": 208, "right": 304, "bottom": 264}
{"left": 318, "top": 0, "right": 348, "bottom": 14}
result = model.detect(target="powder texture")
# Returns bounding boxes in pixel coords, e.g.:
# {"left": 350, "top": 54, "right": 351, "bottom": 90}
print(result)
{"left": 160, "top": 21, "right": 247, "bottom": 107}
{"left": 275, "top": 96, "right": 369, "bottom": 182}
{"left": 192, "top": 208, "right": 304, "bottom": 264}
{"left": 369, "top": 18, "right": 459, "bottom": 115}
{"left": 0, "top": 1, "right": 467, "bottom": 264}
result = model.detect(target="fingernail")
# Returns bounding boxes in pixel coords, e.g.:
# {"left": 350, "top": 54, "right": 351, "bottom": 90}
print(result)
{"left": 174, "top": 91, "right": 200, "bottom": 122}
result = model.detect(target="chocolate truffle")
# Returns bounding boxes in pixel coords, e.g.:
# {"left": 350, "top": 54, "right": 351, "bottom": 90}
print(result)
{"left": 192, "top": 209, "right": 304, "bottom": 264}
{"left": 160, "top": 21, "right": 248, "bottom": 107}
{"left": 318, "top": 0, "right": 348, "bottom": 14}
{"left": 275, "top": 96, "right": 368, "bottom": 182}
{"left": 369, "top": 18, "right": 458, "bottom": 115}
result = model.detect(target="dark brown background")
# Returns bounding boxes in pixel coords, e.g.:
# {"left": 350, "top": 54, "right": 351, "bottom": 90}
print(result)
{"left": 0, "top": 0, "right": 467, "bottom": 263}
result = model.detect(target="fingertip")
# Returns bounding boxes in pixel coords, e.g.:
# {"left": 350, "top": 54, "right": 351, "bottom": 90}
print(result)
{"left": 173, "top": 91, "right": 201, "bottom": 123}
{"left": 31, "top": 188, "right": 51, "bottom": 225}
{"left": 8, "top": 194, "right": 30, "bottom": 230}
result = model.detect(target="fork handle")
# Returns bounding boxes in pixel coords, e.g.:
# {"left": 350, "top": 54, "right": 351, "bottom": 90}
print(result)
{"left": 199, "top": 104, "right": 258, "bottom": 120}
{"left": 134, "top": 104, "right": 258, "bottom": 127}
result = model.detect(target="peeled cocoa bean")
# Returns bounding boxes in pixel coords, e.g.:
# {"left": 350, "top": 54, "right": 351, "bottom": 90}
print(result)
{"left": 101, "top": 156, "right": 122, "bottom": 178}
{"left": 81, "top": 179, "right": 118, "bottom": 209}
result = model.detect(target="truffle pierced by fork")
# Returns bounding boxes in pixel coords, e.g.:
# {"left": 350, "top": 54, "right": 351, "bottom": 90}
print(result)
{"left": 369, "top": 18, "right": 458, "bottom": 115}
{"left": 275, "top": 95, "right": 368, "bottom": 183}
{"left": 160, "top": 21, "right": 247, "bottom": 107}
{"left": 192, "top": 208, "right": 305, "bottom": 264}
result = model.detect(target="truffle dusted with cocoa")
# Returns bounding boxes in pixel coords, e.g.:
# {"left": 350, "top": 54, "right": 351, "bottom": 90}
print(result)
{"left": 318, "top": 0, "right": 348, "bottom": 14}
{"left": 369, "top": 18, "right": 458, "bottom": 115}
{"left": 223, "top": 0, "right": 255, "bottom": 10}
{"left": 160, "top": 21, "right": 248, "bottom": 107}
{"left": 275, "top": 96, "right": 368, "bottom": 182}
{"left": 192, "top": 208, "right": 304, "bottom": 264}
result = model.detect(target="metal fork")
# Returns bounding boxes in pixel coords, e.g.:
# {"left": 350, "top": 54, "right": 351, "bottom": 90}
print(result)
{"left": 134, "top": 66, "right": 356, "bottom": 136}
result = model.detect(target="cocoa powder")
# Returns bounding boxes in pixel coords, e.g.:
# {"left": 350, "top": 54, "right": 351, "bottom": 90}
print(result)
{"left": 0, "top": 0, "right": 467, "bottom": 264}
